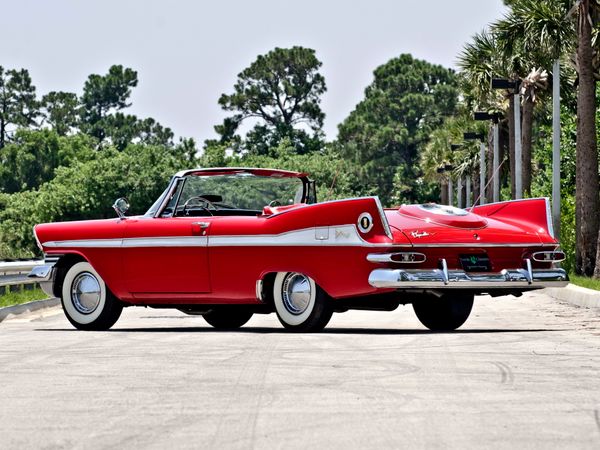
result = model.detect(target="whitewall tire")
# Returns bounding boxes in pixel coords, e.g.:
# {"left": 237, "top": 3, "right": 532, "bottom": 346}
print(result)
{"left": 273, "top": 272, "right": 333, "bottom": 332}
{"left": 61, "top": 262, "right": 122, "bottom": 330}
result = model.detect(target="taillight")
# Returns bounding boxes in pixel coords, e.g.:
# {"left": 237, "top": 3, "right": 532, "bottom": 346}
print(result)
{"left": 532, "top": 251, "right": 565, "bottom": 262}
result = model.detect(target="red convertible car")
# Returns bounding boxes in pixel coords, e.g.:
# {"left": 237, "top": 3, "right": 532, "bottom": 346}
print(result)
{"left": 29, "top": 167, "right": 568, "bottom": 332}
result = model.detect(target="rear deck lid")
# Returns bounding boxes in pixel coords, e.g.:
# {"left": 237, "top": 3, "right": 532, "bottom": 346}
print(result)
{"left": 397, "top": 204, "right": 488, "bottom": 229}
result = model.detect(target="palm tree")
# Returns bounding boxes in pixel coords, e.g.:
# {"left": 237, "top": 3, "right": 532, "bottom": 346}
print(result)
{"left": 457, "top": 30, "right": 515, "bottom": 198}
{"left": 494, "top": 5, "right": 565, "bottom": 198}
{"left": 421, "top": 114, "right": 484, "bottom": 205}
{"left": 421, "top": 126, "right": 453, "bottom": 204}
{"left": 495, "top": 0, "right": 574, "bottom": 240}
{"left": 574, "top": 0, "right": 600, "bottom": 276}
{"left": 490, "top": 0, "right": 600, "bottom": 277}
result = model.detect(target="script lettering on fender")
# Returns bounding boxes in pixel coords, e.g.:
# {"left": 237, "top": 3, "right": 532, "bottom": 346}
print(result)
{"left": 410, "top": 230, "right": 431, "bottom": 239}
{"left": 335, "top": 229, "right": 350, "bottom": 239}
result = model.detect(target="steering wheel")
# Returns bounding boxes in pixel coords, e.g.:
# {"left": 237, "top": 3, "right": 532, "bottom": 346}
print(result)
{"left": 268, "top": 200, "right": 282, "bottom": 207}
{"left": 182, "top": 196, "right": 218, "bottom": 216}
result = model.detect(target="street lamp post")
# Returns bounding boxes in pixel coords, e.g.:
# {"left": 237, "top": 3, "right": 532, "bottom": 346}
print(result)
{"left": 445, "top": 164, "right": 454, "bottom": 206}
{"left": 464, "top": 132, "right": 486, "bottom": 205}
{"left": 465, "top": 175, "right": 471, "bottom": 208}
{"left": 492, "top": 78, "right": 521, "bottom": 199}
{"left": 450, "top": 144, "right": 462, "bottom": 208}
{"left": 552, "top": 59, "right": 561, "bottom": 239}
{"left": 493, "top": 119, "right": 499, "bottom": 202}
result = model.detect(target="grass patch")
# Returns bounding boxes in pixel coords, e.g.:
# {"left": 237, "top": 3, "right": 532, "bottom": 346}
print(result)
{"left": 569, "top": 274, "right": 600, "bottom": 291}
{"left": 0, "top": 287, "right": 49, "bottom": 308}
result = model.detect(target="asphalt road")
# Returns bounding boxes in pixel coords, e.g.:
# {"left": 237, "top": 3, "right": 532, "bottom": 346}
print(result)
{"left": 1, "top": 291, "right": 600, "bottom": 449}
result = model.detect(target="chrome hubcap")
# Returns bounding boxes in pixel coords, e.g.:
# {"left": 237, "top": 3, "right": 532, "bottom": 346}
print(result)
{"left": 282, "top": 273, "right": 311, "bottom": 315}
{"left": 71, "top": 272, "right": 101, "bottom": 314}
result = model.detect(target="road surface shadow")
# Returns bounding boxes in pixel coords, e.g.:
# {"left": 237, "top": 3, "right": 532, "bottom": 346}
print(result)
{"left": 35, "top": 327, "right": 562, "bottom": 335}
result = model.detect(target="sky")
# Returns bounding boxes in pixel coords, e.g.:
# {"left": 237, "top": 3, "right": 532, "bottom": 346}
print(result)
{"left": 0, "top": 0, "right": 507, "bottom": 143}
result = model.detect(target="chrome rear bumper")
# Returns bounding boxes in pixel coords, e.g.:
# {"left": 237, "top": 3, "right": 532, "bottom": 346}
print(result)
{"left": 368, "top": 258, "right": 569, "bottom": 289}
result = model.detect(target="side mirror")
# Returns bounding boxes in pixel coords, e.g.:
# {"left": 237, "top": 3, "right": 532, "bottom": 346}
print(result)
{"left": 112, "top": 197, "right": 130, "bottom": 219}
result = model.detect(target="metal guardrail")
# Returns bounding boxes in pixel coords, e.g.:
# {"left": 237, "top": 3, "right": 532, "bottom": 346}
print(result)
{"left": 0, "top": 260, "right": 44, "bottom": 290}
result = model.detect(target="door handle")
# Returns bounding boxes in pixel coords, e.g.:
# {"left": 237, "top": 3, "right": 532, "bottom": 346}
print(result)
{"left": 192, "top": 221, "right": 210, "bottom": 236}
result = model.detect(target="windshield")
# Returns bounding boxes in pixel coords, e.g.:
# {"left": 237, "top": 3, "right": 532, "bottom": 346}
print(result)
{"left": 153, "top": 173, "right": 306, "bottom": 217}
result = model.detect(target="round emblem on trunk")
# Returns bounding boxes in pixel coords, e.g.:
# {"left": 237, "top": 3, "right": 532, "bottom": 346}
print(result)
{"left": 358, "top": 212, "right": 373, "bottom": 233}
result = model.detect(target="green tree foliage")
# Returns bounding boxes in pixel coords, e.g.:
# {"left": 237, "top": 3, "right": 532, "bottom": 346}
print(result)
{"left": 78, "top": 65, "right": 174, "bottom": 150}
{"left": 0, "top": 66, "right": 39, "bottom": 148}
{"left": 0, "top": 129, "right": 95, "bottom": 193}
{"left": 0, "top": 143, "right": 190, "bottom": 257}
{"left": 80, "top": 65, "right": 174, "bottom": 150}
{"left": 41, "top": 91, "right": 79, "bottom": 135}
{"left": 337, "top": 54, "right": 459, "bottom": 205}
{"left": 80, "top": 64, "right": 138, "bottom": 144}
{"left": 211, "top": 46, "right": 327, "bottom": 156}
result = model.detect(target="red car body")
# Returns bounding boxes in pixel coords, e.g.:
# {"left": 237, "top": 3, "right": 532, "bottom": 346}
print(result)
{"left": 29, "top": 167, "right": 568, "bottom": 332}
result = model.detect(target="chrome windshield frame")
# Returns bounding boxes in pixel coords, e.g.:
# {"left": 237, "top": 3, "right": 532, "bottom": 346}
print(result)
{"left": 151, "top": 172, "right": 310, "bottom": 218}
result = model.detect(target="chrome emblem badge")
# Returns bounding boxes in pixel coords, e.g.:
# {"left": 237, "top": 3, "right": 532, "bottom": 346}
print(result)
{"left": 357, "top": 212, "right": 373, "bottom": 233}
{"left": 411, "top": 230, "right": 430, "bottom": 238}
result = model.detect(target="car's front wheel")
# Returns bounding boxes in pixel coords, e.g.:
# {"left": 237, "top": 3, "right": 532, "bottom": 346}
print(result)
{"left": 273, "top": 272, "right": 333, "bottom": 332}
{"left": 203, "top": 308, "right": 253, "bottom": 329}
{"left": 61, "top": 261, "right": 123, "bottom": 331}
{"left": 412, "top": 293, "right": 474, "bottom": 331}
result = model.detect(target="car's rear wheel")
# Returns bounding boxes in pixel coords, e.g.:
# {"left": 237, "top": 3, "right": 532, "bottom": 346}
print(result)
{"left": 61, "top": 262, "right": 123, "bottom": 331}
{"left": 412, "top": 293, "right": 474, "bottom": 331}
{"left": 203, "top": 308, "right": 253, "bottom": 329}
{"left": 273, "top": 272, "right": 333, "bottom": 332}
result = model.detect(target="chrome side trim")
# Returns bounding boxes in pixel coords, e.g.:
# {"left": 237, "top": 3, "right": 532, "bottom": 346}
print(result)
{"left": 368, "top": 267, "right": 569, "bottom": 289}
{"left": 208, "top": 225, "right": 364, "bottom": 247}
{"left": 44, "top": 237, "right": 208, "bottom": 248}
{"left": 44, "top": 239, "right": 122, "bottom": 248}
{"left": 42, "top": 226, "right": 560, "bottom": 250}
{"left": 374, "top": 197, "right": 393, "bottom": 239}
{"left": 123, "top": 237, "right": 207, "bottom": 247}
{"left": 545, "top": 197, "right": 555, "bottom": 238}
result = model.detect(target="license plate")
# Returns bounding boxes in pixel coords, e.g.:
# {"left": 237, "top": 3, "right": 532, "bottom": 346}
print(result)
{"left": 459, "top": 254, "right": 491, "bottom": 272}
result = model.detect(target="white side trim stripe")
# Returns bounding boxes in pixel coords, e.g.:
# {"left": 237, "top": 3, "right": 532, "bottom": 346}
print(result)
{"left": 42, "top": 225, "right": 554, "bottom": 249}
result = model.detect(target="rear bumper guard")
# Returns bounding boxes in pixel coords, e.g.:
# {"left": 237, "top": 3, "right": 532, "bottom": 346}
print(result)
{"left": 368, "top": 258, "right": 569, "bottom": 289}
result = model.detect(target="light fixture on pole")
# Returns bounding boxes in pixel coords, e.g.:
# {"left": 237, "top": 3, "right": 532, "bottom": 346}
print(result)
{"left": 464, "top": 132, "right": 486, "bottom": 205}
{"left": 491, "top": 78, "right": 521, "bottom": 199}
{"left": 474, "top": 111, "right": 502, "bottom": 202}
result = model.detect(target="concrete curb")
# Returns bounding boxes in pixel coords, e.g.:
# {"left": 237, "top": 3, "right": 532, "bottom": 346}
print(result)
{"left": 545, "top": 284, "right": 600, "bottom": 309}
{"left": 0, "top": 298, "right": 60, "bottom": 322}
